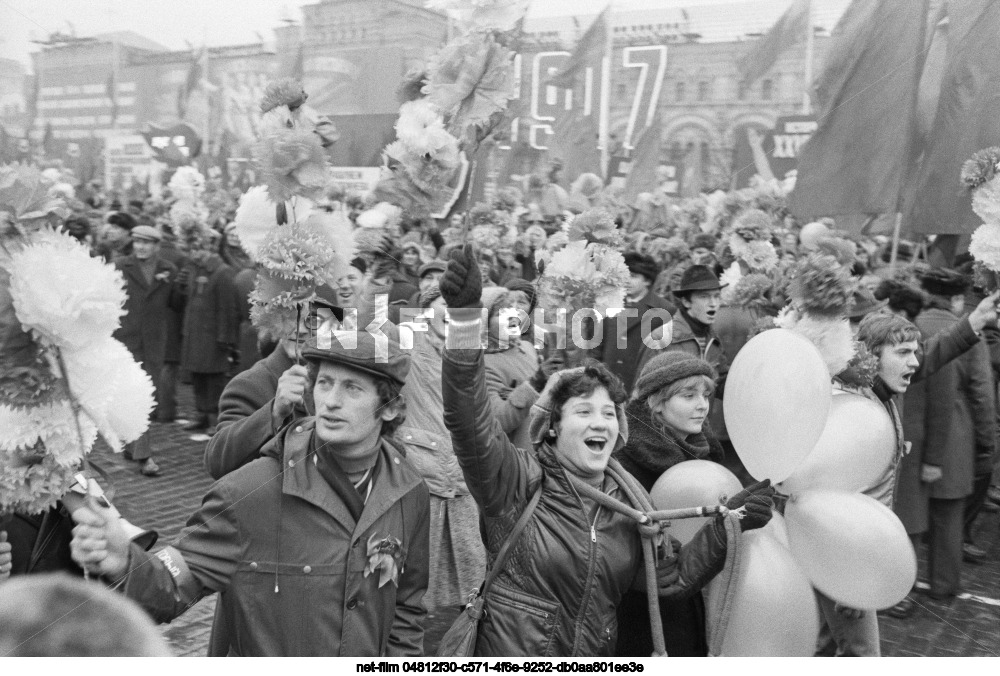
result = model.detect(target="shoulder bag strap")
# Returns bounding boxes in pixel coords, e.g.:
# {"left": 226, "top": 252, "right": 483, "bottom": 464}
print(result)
{"left": 481, "top": 482, "right": 543, "bottom": 594}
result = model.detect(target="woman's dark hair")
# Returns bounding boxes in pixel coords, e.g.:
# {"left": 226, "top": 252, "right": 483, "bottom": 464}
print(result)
{"left": 547, "top": 360, "right": 627, "bottom": 431}
{"left": 305, "top": 359, "right": 407, "bottom": 438}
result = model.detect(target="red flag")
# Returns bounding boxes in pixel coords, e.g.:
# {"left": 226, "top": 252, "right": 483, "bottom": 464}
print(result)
{"left": 545, "top": 8, "right": 609, "bottom": 181}
{"left": 905, "top": 0, "right": 1000, "bottom": 235}
{"left": 788, "top": 0, "right": 928, "bottom": 220}
{"left": 547, "top": 8, "right": 609, "bottom": 90}
{"left": 738, "top": 0, "right": 811, "bottom": 85}
{"left": 621, "top": 118, "right": 663, "bottom": 203}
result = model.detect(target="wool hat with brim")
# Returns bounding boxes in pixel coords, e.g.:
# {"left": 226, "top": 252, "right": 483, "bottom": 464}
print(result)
{"left": 624, "top": 252, "right": 660, "bottom": 284}
{"left": 675, "top": 265, "right": 725, "bottom": 293}
{"left": 918, "top": 267, "right": 970, "bottom": 297}
{"left": 301, "top": 322, "right": 409, "bottom": 387}
{"left": 130, "top": 225, "right": 162, "bottom": 242}
{"left": 418, "top": 259, "right": 447, "bottom": 278}
{"left": 633, "top": 351, "right": 718, "bottom": 403}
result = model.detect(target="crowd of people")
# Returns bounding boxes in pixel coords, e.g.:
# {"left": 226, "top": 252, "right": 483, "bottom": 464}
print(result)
{"left": 2, "top": 160, "right": 1000, "bottom": 658}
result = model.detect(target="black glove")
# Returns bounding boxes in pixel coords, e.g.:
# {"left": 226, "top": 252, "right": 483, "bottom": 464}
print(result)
{"left": 439, "top": 243, "right": 482, "bottom": 309}
{"left": 529, "top": 353, "right": 565, "bottom": 392}
{"left": 655, "top": 534, "right": 681, "bottom": 591}
{"left": 726, "top": 479, "right": 774, "bottom": 532}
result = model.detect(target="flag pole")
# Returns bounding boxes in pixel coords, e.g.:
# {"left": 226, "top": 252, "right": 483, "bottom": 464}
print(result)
{"left": 598, "top": 2, "right": 613, "bottom": 179}
{"left": 801, "top": 0, "right": 813, "bottom": 114}
{"left": 889, "top": 212, "right": 902, "bottom": 274}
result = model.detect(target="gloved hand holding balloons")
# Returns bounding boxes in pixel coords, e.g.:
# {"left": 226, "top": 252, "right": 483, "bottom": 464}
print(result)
{"left": 726, "top": 479, "right": 775, "bottom": 532}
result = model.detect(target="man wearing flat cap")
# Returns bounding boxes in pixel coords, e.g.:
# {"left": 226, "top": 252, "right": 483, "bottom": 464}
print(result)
{"left": 113, "top": 224, "right": 177, "bottom": 476}
{"left": 68, "top": 323, "right": 430, "bottom": 656}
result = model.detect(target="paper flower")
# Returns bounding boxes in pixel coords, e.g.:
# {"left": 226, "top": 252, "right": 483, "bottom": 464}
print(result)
{"left": 0, "top": 448, "right": 81, "bottom": 515}
{"left": 363, "top": 532, "right": 404, "bottom": 588}
{"left": 731, "top": 273, "right": 774, "bottom": 311}
{"left": 233, "top": 187, "right": 314, "bottom": 260}
{"left": 731, "top": 208, "right": 773, "bottom": 241}
{"left": 787, "top": 253, "right": 855, "bottom": 318}
{"left": 961, "top": 147, "right": 1000, "bottom": 191}
{"left": 537, "top": 240, "right": 630, "bottom": 314}
{"left": 59, "top": 337, "right": 155, "bottom": 452}
{"left": 775, "top": 308, "right": 855, "bottom": 377}
{"left": 728, "top": 234, "right": 778, "bottom": 272}
{"left": 426, "top": 0, "right": 529, "bottom": 32}
{"left": 719, "top": 262, "right": 742, "bottom": 305}
{"left": 256, "top": 127, "right": 329, "bottom": 203}
{"left": 0, "top": 400, "right": 98, "bottom": 467}
{"left": 969, "top": 222, "right": 1000, "bottom": 272}
{"left": 565, "top": 208, "right": 624, "bottom": 248}
{"left": 8, "top": 228, "right": 126, "bottom": 351}
{"left": 168, "top": 166, "right": 206, "bottom": 204}
{"left": 394, "top": 100, "right": 454, "bottom": 157}
{"left": 424, "top": 35, "right": 517, "bottom": 136}
{"left": 260, "top": 78, "right": 308, "bottom": 114}
{"left": 971, "top": 175, "right": 1000, "bottom": 225}
{"left": 0, "top": 163, "right": 70, "bottom": 224}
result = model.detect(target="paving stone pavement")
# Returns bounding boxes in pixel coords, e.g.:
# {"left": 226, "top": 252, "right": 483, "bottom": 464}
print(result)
{"left": 93, "top": 383, "right": 1000, "bottom": 657}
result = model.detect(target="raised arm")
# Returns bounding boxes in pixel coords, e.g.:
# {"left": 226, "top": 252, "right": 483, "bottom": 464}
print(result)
{"left": 440, "top": 245, "right": 538, "bottom": 517}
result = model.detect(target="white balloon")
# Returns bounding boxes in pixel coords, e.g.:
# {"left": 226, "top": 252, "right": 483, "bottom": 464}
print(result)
{"left": 717, "top": 530, "right": 819, "bottom": 656}
{"left": 650, "top": 460, "right": 743, "bottom": 544}
{"left": 724, "top": 329, "right": 832, "bottom": 482}
{"left": 785, "top": 489, "right": 916, "bottom": 610}
{"left": 779, "top": 391, "right": 896, "bottom": 495}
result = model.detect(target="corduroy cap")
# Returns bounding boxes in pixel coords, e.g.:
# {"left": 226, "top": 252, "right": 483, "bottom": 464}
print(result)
{"left": 301, "top": 322, "right": 410, "bottom": 387}
{"left": 633, "top": 351, "right": 718, "bottom": 403}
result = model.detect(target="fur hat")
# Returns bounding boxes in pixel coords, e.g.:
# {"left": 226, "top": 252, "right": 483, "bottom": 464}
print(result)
{"left": 623, "top": 252, "right": 660, "bottom": 284}
{"left": 918, "top": 267, "right": 970, "bottom": 297}
{"left": 633, "top": 352, "right": 717, "bottom": 403}
{"left": 691, "top": 233, "right": 717, "bottom": 251}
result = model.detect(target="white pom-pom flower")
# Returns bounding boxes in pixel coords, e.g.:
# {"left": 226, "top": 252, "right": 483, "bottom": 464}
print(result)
{"left": 168, "top": 166, "right": 206, "bottom": 204}
{"left": 8, "top": 228, "right": 126, "bottom": 351}
{"left": 776, "top": 307, "right": 855, "bottom": 377}
{"left": 720, "top": 262, "right": 742, "bottom": 305}
{"left": 0, "top": 401, "right": 98, "bottom": 466}
{"left": 60, "top": 338, "right": 155, "bottom": 452}
{"left": 972, "top": 174, "right": 1000, "bottom": 226}
{"left": 969, "top": 222, "right": 1000, "bottom": 273}
{"left": 232, "top": 187, "right": 316, "bottom": 261}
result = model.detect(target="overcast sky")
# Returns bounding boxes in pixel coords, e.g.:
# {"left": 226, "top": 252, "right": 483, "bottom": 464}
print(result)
{"left": 0, "top": 0, "right": 794, "bottom": 69}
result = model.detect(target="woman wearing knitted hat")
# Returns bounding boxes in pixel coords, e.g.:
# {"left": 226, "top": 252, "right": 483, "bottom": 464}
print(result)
{"left": 613, "top": 352, "right": 724, "bottom": 657}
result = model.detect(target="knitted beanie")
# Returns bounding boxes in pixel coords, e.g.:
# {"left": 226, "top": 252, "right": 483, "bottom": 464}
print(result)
{"left": 633, "top": 351, "right": 717, "bottom": 403}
